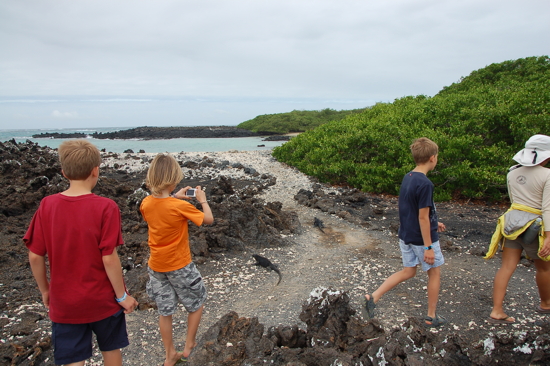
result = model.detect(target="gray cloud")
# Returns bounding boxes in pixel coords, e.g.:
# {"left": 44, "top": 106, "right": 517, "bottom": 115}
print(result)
{"left": 0, "top": 0, "right": 548, "bottom": 129}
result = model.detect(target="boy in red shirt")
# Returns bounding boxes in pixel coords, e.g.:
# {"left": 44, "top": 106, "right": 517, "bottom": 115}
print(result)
{"left": 24, "top": 140, "right": 138, "bottom": 366}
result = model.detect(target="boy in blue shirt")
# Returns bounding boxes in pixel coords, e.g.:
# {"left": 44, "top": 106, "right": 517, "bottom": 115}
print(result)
{"left": 363, "top": 137, "right": 447, "bottom": 327}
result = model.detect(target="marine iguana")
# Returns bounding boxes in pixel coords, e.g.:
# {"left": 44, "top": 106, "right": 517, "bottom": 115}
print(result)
{"left": 252, "top": 254, "right": 282, "bottom": 286}
{"left": 314, "top": 217, "right": 325, "bottom": 233}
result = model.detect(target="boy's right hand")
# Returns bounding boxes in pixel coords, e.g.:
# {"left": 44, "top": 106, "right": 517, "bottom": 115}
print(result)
{"left": 194, "top": 186, "right": 207, "bottom": 202}
{"left": 424, "top": 249, "right": 435, "bottom": 265}
{"left": 41, "top": 290, "right": 50, "bottom": 310}
{"left": 119, "top": 294, "right": 138, "bottom": 314}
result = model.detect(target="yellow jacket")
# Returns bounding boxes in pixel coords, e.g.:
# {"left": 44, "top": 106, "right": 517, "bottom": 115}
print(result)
{"left": 485, "top": 203, "right": 549, "bottom": 261}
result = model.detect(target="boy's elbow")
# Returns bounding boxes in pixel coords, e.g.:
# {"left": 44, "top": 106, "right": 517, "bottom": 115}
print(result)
{"left": 102, "top": 250, "right": 119, "bottom": 266}
{"left": 28, "top": 251, "right": 44, "bottom": 264}
{"left": 203, "top": 217, "right": 214, "bottom": 225}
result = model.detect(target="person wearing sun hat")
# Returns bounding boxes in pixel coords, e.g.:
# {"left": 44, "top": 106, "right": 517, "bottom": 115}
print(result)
{"left": 486, "top": 134, "right": 550, "bottom": 324}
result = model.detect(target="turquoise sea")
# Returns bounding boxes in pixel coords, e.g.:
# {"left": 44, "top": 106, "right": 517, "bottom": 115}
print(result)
{"left": 0, "top": 127, "right": 287, "bottom": 153}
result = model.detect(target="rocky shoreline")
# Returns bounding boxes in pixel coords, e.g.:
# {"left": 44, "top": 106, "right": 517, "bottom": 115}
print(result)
{"left": 2, "top": 139, "right": 550, "bottom": 365}
{"left": 32, "top": 126, "right": 292, "bottom": 141}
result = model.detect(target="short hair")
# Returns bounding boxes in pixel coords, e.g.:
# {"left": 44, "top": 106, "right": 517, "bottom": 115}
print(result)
{"left": 146, "top": 153, "right": 183, "bottom": 195}
{"left": 58, "top": 140, "right": 102, "bottom": 180}
{"left": 410, "top": 137, "right": 438, "bottom": 164}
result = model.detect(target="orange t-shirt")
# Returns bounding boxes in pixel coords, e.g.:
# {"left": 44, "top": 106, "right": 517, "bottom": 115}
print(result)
{"left": 140, "top": 196, "right": 204, "bottom": 272}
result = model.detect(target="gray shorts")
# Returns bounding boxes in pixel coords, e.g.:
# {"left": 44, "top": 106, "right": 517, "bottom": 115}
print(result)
{"left": 400, "top": 239, "right": 445, "bottom": 271}
{"left": 504, "top": 236, "right": 540, "bottom": 259}
{"left": 146, "top": 262, "right": 207, "bottom": 316}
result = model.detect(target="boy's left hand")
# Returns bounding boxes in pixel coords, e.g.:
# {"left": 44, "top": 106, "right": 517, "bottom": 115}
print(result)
{"left": 539, "top": 235, "right": 550, "bottom": 257}
{"left": 437, "top": 222, "right": 446, "bottom": 232}
{"left": 424, "top": 249, "right": 435, "bottom": 265}
{"left": 119, "top": 294, "right": 138, "bottom": 314}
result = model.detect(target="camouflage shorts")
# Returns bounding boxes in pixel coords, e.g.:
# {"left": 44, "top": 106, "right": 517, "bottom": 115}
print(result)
{"left": 146, "top": 262, "right": 207, "bottom": 316}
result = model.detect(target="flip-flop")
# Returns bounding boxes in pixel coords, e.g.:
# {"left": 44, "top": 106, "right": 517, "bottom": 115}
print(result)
{"left": 361, "top": 294, "right": 376, "bottom": 320}
{"left": 160, "top": 360, "right": 187, "bottom": 366}
{"left": 176, "top": 356, "right": 188, "bottom": 364}
{"left": 176, "top": 349, "right": 191, "bottom": 364}
{"left": 487, "top": 316, "right": 515, "bottom": 324}
{"left": 424, "top": 315, "right": 448, "bottom": 328}
{"left": 161, "top": 352, "right": 188, "bottom": 366}
{"left": 536, "top": 305, "right": 550, "bottom": 314}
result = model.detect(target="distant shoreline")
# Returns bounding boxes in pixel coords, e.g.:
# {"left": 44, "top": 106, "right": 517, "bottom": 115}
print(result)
{"left": 31, "top": 126, "right": 292, "bottom": 141}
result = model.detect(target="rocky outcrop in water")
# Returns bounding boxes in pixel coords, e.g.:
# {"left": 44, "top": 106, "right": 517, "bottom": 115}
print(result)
{"left": 32, "top": 126, "right": 262, "bottom": 140}
{"left": 31, "top": 132, "right": 88, "bottom": 139}
{"left": 93, "top": 126, "right": 260, "bottom": 140}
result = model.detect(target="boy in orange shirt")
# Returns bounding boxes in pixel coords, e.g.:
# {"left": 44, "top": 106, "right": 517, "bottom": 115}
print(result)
{"left": 140, "top": 153, "right": 213, "bottom": 366}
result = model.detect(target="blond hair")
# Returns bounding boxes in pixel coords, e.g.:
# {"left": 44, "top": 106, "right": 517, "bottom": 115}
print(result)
{"left": 58, "top": 140, "right": 102, "bottom": 180}
{"left": 410, "top": 137, "right": 438, "bottom": 164}
{"left": 146, "top": 153, "right": 183, "bottom": 195}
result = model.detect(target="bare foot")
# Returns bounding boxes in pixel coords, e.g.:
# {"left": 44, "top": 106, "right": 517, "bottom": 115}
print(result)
{"left": 182, "top": 342, "right": 196, "bottom": 359}
{"left": 163, "top": 350, "right": 184, "bottom": 366}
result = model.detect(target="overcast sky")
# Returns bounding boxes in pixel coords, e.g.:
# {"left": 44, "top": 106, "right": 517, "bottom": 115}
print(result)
{"left": 1, "top": 0, "right": 548, "bottom": 130}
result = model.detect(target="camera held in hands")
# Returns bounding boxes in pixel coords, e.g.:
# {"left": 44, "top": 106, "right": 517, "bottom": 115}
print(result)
{"left": 185, "top": 189, "right": 196, "bottom": 197}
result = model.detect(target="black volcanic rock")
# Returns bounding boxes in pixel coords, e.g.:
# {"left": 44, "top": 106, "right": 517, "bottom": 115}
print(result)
{"left": 189, "top": 288, "right": 550, "bottom": 366}
{"left": 31, "top": 127, "right": 262, "bottom": 140}
{"left": 32, "top": 132, "right": 87, "bottom": 139}
{"left": 0, "top": 139, "right": 298, "bottom": 364}
{"left": 92, "top": 126, "right": 261, "bottom": 140}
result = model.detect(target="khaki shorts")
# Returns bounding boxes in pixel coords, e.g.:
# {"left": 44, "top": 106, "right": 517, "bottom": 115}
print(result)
{"left": 504, "top": 236, "right": 540, "bottom": 259}
{"left": 399, "top": 239, "right": 445, "bottom": 271}
{"left": 146, "top": 262, "right": 207, "bottom": 316}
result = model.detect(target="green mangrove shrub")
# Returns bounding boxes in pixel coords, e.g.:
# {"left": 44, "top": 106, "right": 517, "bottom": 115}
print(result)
{"left": 237, "top": 108, "right": 367, "bottom": 134}
{"left": 273, "top": 56, "right": 550, "bottom": 201}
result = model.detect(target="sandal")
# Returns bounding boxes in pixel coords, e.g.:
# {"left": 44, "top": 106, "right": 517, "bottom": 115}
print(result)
{"left": 361, "top": 294, "right": 376, "bottom": 320}
{"left": 177, "top": 348, "right": 193, "bottom": 364}
{"left": 424, "top": 314, "right": 447, "bottom": 328}
{"left": 487, "top": 316, "right": 515, "bottom": 324}
{"left": 176, "top": 356, "right": 188, "bottom": 364}
{"left": 161, "top": 351, "right": 188, "bottom": 366}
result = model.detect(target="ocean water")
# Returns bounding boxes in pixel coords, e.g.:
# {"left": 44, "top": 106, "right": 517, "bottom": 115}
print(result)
{"left": 0, "top": 127, "right": 287, "bottom": 153}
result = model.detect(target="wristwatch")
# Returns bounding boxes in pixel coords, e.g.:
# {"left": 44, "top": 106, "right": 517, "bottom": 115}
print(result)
{"left": 424, "top": 245, "right": 433, "bottom": 250}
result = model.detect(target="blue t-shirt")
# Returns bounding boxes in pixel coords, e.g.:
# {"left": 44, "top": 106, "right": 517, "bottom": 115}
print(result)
{"left": 398, "top": 171, "right": 439, "bottom": 246}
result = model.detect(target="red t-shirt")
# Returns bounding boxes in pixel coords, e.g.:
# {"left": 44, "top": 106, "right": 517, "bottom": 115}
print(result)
{"left": 140, "top": 196, "right": 204, "bottom": 272}
{"left": 23, "top": 193, "right": 124, "bottom": 323}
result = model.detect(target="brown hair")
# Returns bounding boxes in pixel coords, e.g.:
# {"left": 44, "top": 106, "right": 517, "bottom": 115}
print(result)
{"left": 58, "top": 140, "right": 102, "bottom": 180}
{"left": 410, "top": 137, "right": 438, "bottom": 164}
{"left": 145, "top": 153, "right": 183, "bottom": 195}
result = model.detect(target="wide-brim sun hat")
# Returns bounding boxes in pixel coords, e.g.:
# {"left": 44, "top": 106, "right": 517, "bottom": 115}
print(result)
{"left": 513, "top": 134, "right": 550, "bottom": 166}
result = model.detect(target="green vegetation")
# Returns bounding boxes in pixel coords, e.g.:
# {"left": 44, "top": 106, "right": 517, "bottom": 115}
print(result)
{"left": 237, "top": 108, "right": 367, "bottom": 134}
{"left": 272, "top": 56, "right": 550, "bottom": 201}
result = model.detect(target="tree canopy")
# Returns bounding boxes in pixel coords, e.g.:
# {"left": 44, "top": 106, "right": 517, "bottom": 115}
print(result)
{"left": 237, "top": 108, "right": 367, "bottom": 134}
